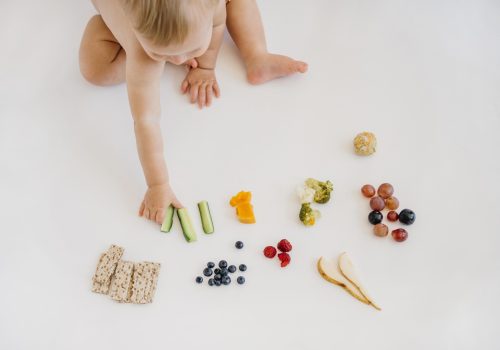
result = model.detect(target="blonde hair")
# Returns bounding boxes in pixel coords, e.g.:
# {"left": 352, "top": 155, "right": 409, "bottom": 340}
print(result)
{"left": 122, "top": 0, "right": 219, "bottom": 46}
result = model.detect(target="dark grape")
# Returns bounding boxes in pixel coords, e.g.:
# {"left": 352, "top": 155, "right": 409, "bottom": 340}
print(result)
{"left": 399, "top": 209, "right": 416, "bottom": 225}
{"left": 368, "top": 211, "right": 383, "bottom": 225}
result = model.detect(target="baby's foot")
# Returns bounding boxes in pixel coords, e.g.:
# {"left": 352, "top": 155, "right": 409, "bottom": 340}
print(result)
{"left": 246, "top": 53, "right": 308, "bottom": 85}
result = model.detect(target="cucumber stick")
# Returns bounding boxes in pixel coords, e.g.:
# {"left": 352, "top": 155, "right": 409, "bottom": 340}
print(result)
{"left": 198, "top": 201, "right": 214, "bottom": 234}
{"left": 160, "top": 205, "right": 175, "bottom": 233}
{"left": 177, "top": 208, "right": 197, "bottom": 242}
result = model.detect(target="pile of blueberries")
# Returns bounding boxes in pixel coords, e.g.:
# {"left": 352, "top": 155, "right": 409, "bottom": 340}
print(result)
{"left": 195, "top": 241, "right": 247, "bottom": 286}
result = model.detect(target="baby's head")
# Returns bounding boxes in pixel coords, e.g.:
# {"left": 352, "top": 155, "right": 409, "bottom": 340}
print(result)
{"left": 121, "top": 0, "right": 219, "bottom": 64}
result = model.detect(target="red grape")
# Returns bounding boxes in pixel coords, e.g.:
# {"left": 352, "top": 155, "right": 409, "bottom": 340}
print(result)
{"left": 361, "top": 184, "right": 376, "bottom": 198}
{"left": 387, "top": 211, "right": 399, "bottom": 222}
{"left": 377, "top": 183, "right": 394, "bottom": 199}
{"left": 370, "top": 196, "right": 385, "bottom": 211}
{"left": 373, "top": 223, "right": 389, "bottom": 237}
{"left": 391, "top": 228, "right": 408, "bottom": 242}
{"left": 385, "top": 196, "right": 399, "bottom": 210}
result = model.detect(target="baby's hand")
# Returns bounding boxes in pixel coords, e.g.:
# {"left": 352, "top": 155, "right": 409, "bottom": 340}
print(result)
{"left": 139, "top": 184, "right": 183, "bottom": 224}
{"left": 181, "top": 67, "right": 220, "bottom": 108}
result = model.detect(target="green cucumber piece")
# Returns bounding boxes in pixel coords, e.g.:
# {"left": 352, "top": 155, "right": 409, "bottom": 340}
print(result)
{"left": 160, "top": 205, "right": 175, "bottom": 233}
{"left": 177, "top": 208, "right": 197, "bottom": 242}
{"left": 198, "top": 201, "right": 214, "bottom": 234}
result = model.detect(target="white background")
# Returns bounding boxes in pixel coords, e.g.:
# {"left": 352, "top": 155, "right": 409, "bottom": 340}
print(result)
{"left": 1, "top": 0, "right": 499, "bottom": 349}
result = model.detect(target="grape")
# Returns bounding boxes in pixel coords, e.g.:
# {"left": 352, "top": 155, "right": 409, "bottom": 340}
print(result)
{"left": 377, "top": 183, "right": 394, "bottom": 199}
{"left": 387, "top": 211, "right": 399, "bottom": 222}
{"left": 399, "top": 209, "right": 416, "bottom": 225}
{"left": 361, "top": 184, "right": 376, "bottom": 198}
{"left": 373, "top": 223, "right": 389, "bottom": 237}
{"left": 392, "top": 228, "right": 408, "bottom": 242}
{"left": 368, "top": 211, "right": 383, "bottom": 225}
{"left": 370, "top": 197, "right": 385, "bottom": 211}
{"left": 385, "top": 196, "right": 399, "bottom": 210}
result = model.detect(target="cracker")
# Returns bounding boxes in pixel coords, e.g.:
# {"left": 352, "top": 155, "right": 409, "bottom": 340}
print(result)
{"left": 129, "top": 262, "right": 161, "bottom": 304}
{"left": 108, "top": 260, "right": 134, "bottom": 302}
{"left": 91, "top": 245, "right": 124, "bottom": 294}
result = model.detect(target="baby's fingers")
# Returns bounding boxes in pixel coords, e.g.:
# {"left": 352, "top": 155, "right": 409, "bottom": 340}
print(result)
{"left": 205, "top": 83, "right": 213, "bottom": 107}
{"left": 213, "top": 82, "right": 220, "bottom": 98}
{"left": 190, "top": 82, "right": 201, "bottom": 103}
{"left": 139, "top": 201, "right": 145, "bottom": 216}
{"left": 155, "top": 209, "right": 165, "bottom": 225}
{"left": 181, "top": 79, "right": 189, "bottom": 94}
{"left": 198, "top": 83, "right": 207, "bottom": 108}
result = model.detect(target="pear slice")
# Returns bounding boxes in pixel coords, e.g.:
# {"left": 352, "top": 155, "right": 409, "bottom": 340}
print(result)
{"left": 338, "top": 252, "right": 381, "bottom": 311}
{"left": 317, "top": 257, "right": 370, "bottom": 305}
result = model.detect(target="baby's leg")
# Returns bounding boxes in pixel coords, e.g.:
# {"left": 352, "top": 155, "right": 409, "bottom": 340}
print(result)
{"left": 79, "top": 15, "right": 125, "bottom": 86}
{"left": 226, "top": 0, "right": 307, "bottom": 85}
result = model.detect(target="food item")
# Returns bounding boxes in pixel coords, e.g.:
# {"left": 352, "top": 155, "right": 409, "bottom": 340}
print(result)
{"left": 338, "top": 253, "right": 380, "bottom": 310}
{"left": 387, "top": 211, "right": 399, "bottom": 222}
{"left": 228, "top": 265, "right": 237, "bottom": 273}
{"left": 392, "top": 228, "right": 408, "bottom": 242}
{"left": 235, "top": 241, "right": 244, "bottom": 249}
{"left": 129, "top": 262, "right": 161, "bottom": 304}
{"left": 203, "top": 268, "right": 213, "bottom": 277}
{"left": 377, "top": 183, "right": 394, "bottom": 199}
{"left": 222, "top": 276, "right": 231, "bottom": 285}
{"left": 361, "top": 184, "right": 376, "bottom": 198}
{"left": 399, "top": 209, "right": 416, "bottom": 225}
{"left": 299, "top": 203, "right": 321, "bottom": 226}
{"left": 305, "top": 178, "right": 334, "bottom": 204}
{"left": 385, "top": 197, "right": 399, "bottom": 210}
{"left": 368, "top": 211, "right": 383, "bottom": 225}
{"left": 177, "top": 208, "right": 197, "bottom": 242}
{"left": 353, "top": 132, "right": 377, "bottom": 156}
{"left": 317, "top": 257, "right": 369, "bottom": 306}
{"left": 369, "top": 197, "right": 385, "bottom": 211}
{"left": 108, "top": 260, "right": 134, "bottom": 302}
{"left": 214, "top": 274, "right": 222, "bottom": 281}
{"left": 207, "top": 262, "right": 215, "bottom": 269}
{"left": 239, "top": 264, "right": 247, "bottom": 272}
{"left": 196, "top": 276, "right": 203, "bottom": 284}
{"left": 230, "top": 191, "right": 256, "bottom": 224}
{"left": 160, "top": 205, "right": 175, "bottom": 233}
{"left": 220, "top": 268, "right": 228, "bottom": 276}
{"left": 214, "top": 279, "right": 222, "bottom": 286}
{"left": 208, "top": 279, "right": 214, "bottom": 286}
{"left": 92, "top": 245, "right": 125, "bottom": 294}
{"left": 277, "top": 239, "right": 292, "bottom": 253}
{"left": 278, "top": 252, "right": 291, "bottom": 267}
{"left": 373, "top": 223, "right": 389, "bottom": 237}
{"left": 297, "top": 184, "right": 316, "bottom": 203}
{"left": 263, "top": 246, "right": 277, "bottom": 258}
{"left": 197, "top": 201, "right": 214, "bottom": 234}
{"left": 237, "top": 276, "right": 245, "bottom": 285}
{"left": 218, "top": 260, "right": 228, "bottom": 269}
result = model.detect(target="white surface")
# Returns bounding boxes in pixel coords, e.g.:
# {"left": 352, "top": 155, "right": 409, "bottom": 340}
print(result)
{"left": 1, "top": 0, "right": 499, "bottom": 349}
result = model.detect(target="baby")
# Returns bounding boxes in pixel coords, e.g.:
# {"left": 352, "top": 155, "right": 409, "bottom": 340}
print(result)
{"left": 79, "top": 0, "right": 307, "bottom": 224}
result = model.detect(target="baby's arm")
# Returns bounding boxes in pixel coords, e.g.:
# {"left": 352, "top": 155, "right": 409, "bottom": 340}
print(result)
{"left": 126, "top": 50, "right": 183, "bottom": 223}
{"left": 181, "top": 4, "right": 226, "bottom": 108}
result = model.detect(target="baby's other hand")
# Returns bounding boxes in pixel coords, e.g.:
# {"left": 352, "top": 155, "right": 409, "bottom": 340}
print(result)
{"left": 181, "top": 67, "right": 220, "bottom": 108}
{"left": 139, "top": 184, "right": 183, "bottom": 224}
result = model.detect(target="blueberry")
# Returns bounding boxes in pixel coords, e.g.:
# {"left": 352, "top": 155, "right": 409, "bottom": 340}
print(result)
{"left": 207, "top": 262, "right": 215, "bottom": 269}
{"left": 368, "top": 211, "right": 383, "bottom": 225}
{"left": 220, "top": 268, "right": 228, "bottom": 276}
{"left": 203, "top": 268, "right": 213, "bottom": 277}
{"left": 214, "top": 279, "right": 221, "bottom": 286}
{"left": 208, "top": 278, "right": 214, "bottom": 286}
{"left": 235, "top": 241, "right": 244, "bottom": 249}
{"left": 214, "top": 268, "right": 221, "bottom": 275}
{"left": 237, "top": 276, "right": 245, "bottom": 285}
{"left": 239, "top": 264, "right": 247, "bottom": 272}
{"left": 214, "top": 274, "right": 222, "bottom": 281}
{"left": 222, "top": 276, "right": 231, "bottom": 285}
{"left": 228, "top": 265, "right": 237, "bottom": 273}
{"left": 399, "top": 209, "right": 416, "bottom": 225}
{"left": 219, "top": 260, "right": 228, "bottom": 269}
{"left": 195, "top": 276, "right": 203, "bottom": 284}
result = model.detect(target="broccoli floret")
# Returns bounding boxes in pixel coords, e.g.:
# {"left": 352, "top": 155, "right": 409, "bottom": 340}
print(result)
{"left": 299, "top": 203, "right": 320, "bottom": 226}
{"left": 305, "top": 178, "right": 333, "bottom": 204}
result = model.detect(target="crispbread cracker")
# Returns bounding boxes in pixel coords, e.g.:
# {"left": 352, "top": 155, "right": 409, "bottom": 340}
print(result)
{"left": 91, "top": 245, "right": 124, "bottom": 294}
{"left": 108, "top": 260, "right": 134, "bottom": 302}
{"left": 129, "top": 262, "right": 161, "bottom": 304}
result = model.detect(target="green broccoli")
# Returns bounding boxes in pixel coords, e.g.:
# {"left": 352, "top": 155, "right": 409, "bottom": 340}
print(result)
{"left": 305, "top": 178, "right": 333, "bottom": 204}
{"left": 299, "top": 203, "right": 321, "bottom": 226}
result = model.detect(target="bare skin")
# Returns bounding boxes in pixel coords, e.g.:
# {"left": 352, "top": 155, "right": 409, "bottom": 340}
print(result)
{"left": 79, "top": 0, "right": 308, "bottom": 224}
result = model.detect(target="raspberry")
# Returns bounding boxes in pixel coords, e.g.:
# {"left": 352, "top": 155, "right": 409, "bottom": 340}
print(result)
{"left": 277, "top": 239, "right": 292, "bottom": 253}
{"left": 263, "top": 246, "right": 277, "bottom": 258}
{"left": 278, "top": 252, "right": 291, "bottom": 267}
